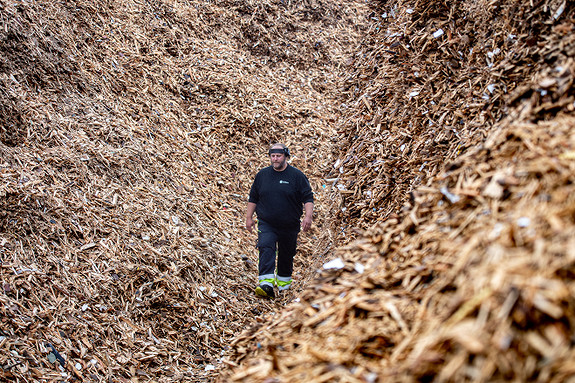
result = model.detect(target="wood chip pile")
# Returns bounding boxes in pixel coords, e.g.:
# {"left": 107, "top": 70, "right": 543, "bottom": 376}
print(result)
{"left": 1, "top": 0, "right": 574, "bottom": 382}
{"left": 324, "top": 0, "right": 575, "bottom": 240}
{"left": 221, "top": 0, "right": 575, "bottom": 382}
{"left": 0, "top": 0, "right": 371, "bottom": 381}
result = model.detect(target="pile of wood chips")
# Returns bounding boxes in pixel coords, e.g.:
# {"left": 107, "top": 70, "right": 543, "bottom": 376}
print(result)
{"left": 222, "top": 0, "right": 575, "bottom": 382}
{"left": 1, "top": 0, "right": 574, "bottom": 382}
{"left": 0, "top": 0, "right": 371, "bottom": 381}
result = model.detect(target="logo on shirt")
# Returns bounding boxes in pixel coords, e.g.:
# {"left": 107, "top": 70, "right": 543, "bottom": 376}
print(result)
{"left": 279, "top": 180, "right": 290, "bottom": 184}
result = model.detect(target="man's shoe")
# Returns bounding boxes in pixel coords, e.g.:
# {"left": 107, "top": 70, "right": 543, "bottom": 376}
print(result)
{"left": 255, "top": 284, "right": 275, "bottom": 299}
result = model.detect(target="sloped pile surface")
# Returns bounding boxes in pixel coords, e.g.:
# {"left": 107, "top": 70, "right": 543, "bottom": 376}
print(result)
{"left": 0, "top": 0, "right": 372, "bottom": 381}
{"left": 222, "top": 0, "right": 575, "bottom": 382}
{"left": 328, "top": 0, "right": 574, "bottom": 238}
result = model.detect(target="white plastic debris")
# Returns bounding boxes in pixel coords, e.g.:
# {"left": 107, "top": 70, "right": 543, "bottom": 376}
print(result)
{"left": 517, "top": 217, "right": 531, "bottom": 227}
{"left": 364, "top": 372, "right": 378, "bottom": 383}
{"left": 433, "top": 29, "right": 444, "bottom": 38}
{"left": 205, "top": 364, "right": 216, "bottom": 371}
{"left": 553, "top": 1, "right": 565, "bottom": 20}
{"left": 323, "top": 258, "right": 345, "bottom": 270}
{"left": 354, "top": 262, "right": 365, "bottom": 274}
{"left": 487, "top": 48, "right": 501, "bottom": 59}
{"left": 440, "top": 186, "right": 460, "bottom": 204}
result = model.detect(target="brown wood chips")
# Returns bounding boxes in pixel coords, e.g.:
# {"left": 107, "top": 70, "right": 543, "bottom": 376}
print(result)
{"left": 1, "top": 0, "right": 574, "bottom": 382}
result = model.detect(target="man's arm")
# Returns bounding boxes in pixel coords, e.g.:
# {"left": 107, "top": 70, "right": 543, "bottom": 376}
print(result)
{"left": 301, "top": 202, "right": 313, "bottom": 232}
{"left": 245, "top": 202, "right": 257, "bottom": 232}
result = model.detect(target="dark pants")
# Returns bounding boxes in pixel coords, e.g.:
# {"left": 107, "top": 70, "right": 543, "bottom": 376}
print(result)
{"left": 257, "top": 220, "right": 299, "bottom": 288}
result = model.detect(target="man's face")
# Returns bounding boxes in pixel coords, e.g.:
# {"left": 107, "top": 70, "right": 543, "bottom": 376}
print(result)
{"left": 270, "top": 152, "right": 287, "bottom": 170}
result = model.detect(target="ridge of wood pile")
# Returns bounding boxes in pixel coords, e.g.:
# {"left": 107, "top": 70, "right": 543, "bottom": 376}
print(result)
{"left": 221, "top": 1, "right": 575, "bottom": 382}
{"left": 0, "top": 0, "right": 373, "bottom": 381}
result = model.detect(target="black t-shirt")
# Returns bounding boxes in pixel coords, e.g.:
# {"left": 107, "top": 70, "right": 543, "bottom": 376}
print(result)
{"left": 248, "top": 165, "right": 314, "bottom": 230}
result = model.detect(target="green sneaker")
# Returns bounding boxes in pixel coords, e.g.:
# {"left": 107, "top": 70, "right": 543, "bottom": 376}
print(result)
{"left": 255, "top": 284, "right": 275, "bottom": 299}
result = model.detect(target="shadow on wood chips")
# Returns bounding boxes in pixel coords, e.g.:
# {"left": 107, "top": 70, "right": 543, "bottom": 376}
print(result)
{"left": 1, "top": 0, "right": 574, "bottom": 382}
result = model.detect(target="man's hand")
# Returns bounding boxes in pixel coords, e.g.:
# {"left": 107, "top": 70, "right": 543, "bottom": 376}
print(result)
{"left": 246, "top": 216, "right": 255, "bottom": 232}
{"left": 302, "top": 202, "right": 314, "bottom": 232}
{"left": 245, "top": 202, "right": 257, "bottom": 232}
{"left": 301, "top": 215, "right": 312, "bottom": 232}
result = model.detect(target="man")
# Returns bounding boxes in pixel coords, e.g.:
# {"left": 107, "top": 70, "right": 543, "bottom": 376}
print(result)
{"left": 245, "top": 143, "right": 314, "bottom": 299}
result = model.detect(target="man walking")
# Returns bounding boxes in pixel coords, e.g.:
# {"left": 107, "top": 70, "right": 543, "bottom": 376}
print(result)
{"left": 245, "top": 143, "right": 314, "bottom": 299}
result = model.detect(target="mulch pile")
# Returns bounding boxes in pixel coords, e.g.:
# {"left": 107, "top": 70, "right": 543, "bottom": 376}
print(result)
{"left": 326, "top": 0, "right": 574, "bottom": 238}
{"left": 0, "top": 0, "right": 370, "bottom": 381}
{"left": 221, "top": 0, "right": 575, "bottom": 382}
{"left": 1, "top": 0, "right": 574, "bottom": 382}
